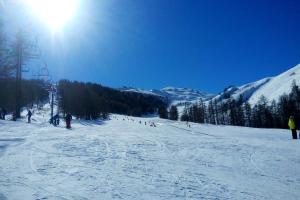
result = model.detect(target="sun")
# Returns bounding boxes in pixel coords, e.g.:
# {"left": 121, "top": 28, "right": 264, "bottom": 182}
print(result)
{"left": 26, "top": 0, "right": 78, "bottom": 32}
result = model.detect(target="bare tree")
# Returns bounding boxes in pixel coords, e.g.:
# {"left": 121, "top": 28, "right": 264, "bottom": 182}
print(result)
{"left": 9, "top": 30, "right": 38, "bottom": 118}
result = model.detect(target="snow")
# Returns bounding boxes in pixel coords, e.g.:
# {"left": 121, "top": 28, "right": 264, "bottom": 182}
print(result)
{"left": 213, "top": 77, "right": 272, "bottom": 102}
{"left": 119, "top": 86, "right": 214, "bottom": 105}
{"left": 0, "top": 112, "right": 300, "bottom": 199}
{"left": 119, "top": 64, "right": 300, "bottom": 111}
{"left": 213, "top": 63, "right": 300, "bottom": 105}
{"left": 248, "top": 64, "right": 300, "bottom": 105}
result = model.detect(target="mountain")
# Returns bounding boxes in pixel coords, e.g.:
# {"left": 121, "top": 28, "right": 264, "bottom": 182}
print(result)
{"left": 119, "top": 86, "right": 214, "bottom": 106}
{"left": 120, "top": 63, "right": 300, "bottom": 109}
{"left": 213, "top": 63, "right": 300, "bottom": 105}
{"left": 248, "top": 64, "right": 300, "bottom": 105}
{"left": 212, "top": 77, "right": 272, "bottom": 103}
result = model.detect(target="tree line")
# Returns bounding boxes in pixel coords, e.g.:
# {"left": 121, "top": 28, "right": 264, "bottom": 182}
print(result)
{"left": 158, "top": 105, "right": 179, "bottom": 121}
{"left": 180, "top": 81, "right": 300, "bottom": 129}
{"left": 0, "top": 78, "right": 49, "bottom": 112}
{"left": 58, "top": 80, "right": 167, "bottom": 119}
{"left": 0, "top": 19, "right": 49, "bottom": 115}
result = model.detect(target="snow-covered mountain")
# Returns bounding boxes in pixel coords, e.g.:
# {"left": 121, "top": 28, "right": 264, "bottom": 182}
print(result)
{"left": 248, "top": 64, "right": 300, "bottom": 105}
{"left": 214, "top": 63, "right": 300, "bottom": 105}
{"left": 212, "top": 77, "right": 272, "bottom": 103}
{"left": 119, "top": 86, "right": 214, "bottom": 106}
{"left": 120, "top": 63, "right": 300, "bottom": 108}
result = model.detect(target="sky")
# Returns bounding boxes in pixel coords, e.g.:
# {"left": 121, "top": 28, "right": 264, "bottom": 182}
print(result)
{"left": 1, "top": 0, "right": 300, "bottom": 93}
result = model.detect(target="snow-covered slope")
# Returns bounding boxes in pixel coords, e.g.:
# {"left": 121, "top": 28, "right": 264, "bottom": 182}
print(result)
{"left": 0, "top": 113, "right": 299, "bottom": 199}
{"left": 248, "top": 64, "right": 300, "bottom": 105}
{"left": 118, "top": 87, "right": 161, "bottom": 97}
{"left": 119, "top": 86, "right": 214, "bottom": 106}
{"left": 120, "top": 63, "right": 300, "bottom": 108}
{"left": 213, "top": 77, "right": 272, "bottom": 102}
{"left": 213, "top": 63, "right": 300, "bottom": 105}
{"left": 159, "top": 86, "right": 214, "bottom": 103}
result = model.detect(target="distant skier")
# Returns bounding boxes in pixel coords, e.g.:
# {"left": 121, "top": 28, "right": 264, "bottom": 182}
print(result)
{"left": 2, "top": 108, "right": 6, "bottom": 120}
{"left": 65, "top": 113, "right": 72, "bottom": 129}
{"left": 0, "top": 108, "right": 6, "bottom": 120}
{"left": 12, "top": 111, "right": 16, "bottom": 121}
{"left": 52, "top": 114, "right": 60, "bottom": 126}
{"left": 288, "top": 116, "right": 297, "bottom": 139}
{"left": 27, "top": 110, "right": 32, "bottom": 123}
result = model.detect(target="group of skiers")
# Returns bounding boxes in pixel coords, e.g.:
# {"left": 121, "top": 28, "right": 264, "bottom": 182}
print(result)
{"left": 49, "top": 113, "right": 72, "bottom": 129}
{"left": 1, "top": 107, "right": 300, "bottom": 135}
{"left": 0, "top": 107, "right": 72, "bottom": 129}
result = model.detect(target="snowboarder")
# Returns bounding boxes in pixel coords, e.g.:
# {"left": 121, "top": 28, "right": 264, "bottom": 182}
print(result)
{"left": 27, "top": 110, "right": 32, "bottom": 123}
{"left": 288, "top": 116, "right": 297, "bottom": 139}
{"left": 65, "top": 113, "right": 72, "bottom": 129}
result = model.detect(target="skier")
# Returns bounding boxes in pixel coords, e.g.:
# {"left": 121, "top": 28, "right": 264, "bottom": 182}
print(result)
{"left": 27, "top": 110, "right": 32, "bottom": 123}
{"left": 54, "top": 114, "right": 60, "bottom": 126}
{"left": 0, "top": 108, "right": 3, "bottom": 119}
{"left": 12, "top": 111, "right": 16, "bottom": 121}
{"left": 65, "top": 113, "right": 72, "bottom": 129}
{"left": 2, "top": 108, "right": 6, "bottom": 120}
{"left": 288, "top": 116, "right": 297, "bottom": 139}
{"left": 51, "top": 114, "right": 60, "bottom": 126}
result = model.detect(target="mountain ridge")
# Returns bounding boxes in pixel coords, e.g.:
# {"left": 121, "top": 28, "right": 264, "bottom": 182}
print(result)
{"left": 119, "top": 63, "right": 300, "bottom": 107}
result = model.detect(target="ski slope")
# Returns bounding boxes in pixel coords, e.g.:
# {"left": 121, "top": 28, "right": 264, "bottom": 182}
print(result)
{"left": 0, "top": 114, "right": 299, "bottom": 200}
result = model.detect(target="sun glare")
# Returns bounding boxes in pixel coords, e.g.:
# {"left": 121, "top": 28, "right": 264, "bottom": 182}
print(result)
{"left": 26, "top": 0, "right": 78, "bottom": 32}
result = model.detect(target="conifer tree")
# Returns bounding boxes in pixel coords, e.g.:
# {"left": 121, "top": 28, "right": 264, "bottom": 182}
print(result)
{"left": 169, "top": 105, "right": 179, "bottom": 121}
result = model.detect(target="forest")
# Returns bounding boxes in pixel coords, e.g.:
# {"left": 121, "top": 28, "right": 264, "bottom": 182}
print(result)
{"left": 58, "top": 80, "right": 167, "bottom": 119}
{"left": 0, "top": 78, "right": 49, "bottom": 112}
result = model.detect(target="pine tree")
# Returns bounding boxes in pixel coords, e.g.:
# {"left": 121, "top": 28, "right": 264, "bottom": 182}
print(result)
{"left": 244, "top": 102, "right": 252, "bottom": 127}
{"left": 158, "top": 106, "right": 168, "bottom": 119}
{"left": 208, "top": 100, "right": 216, "bottom": 124}
{"left": 169, "top": 105, "right": 179, "bottom": 121}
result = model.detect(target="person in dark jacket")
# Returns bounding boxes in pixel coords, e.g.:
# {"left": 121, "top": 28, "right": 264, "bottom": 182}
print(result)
{"left": 0, "top": 108, "right": 6, "bottom": 120}
{"left": 2, "top": 108, "right": 7, "bottom": 120}
{"left": 12, "top": 111, "right": 16, "bottom": 121}
{"left": 27, "top": 110, "right": 32, "bottom": 123}
{"left": 53, "top": 114, "right": 60, "bottom": 126}
{"left": 65, "top": 113, "right": 72, "bottom": 129}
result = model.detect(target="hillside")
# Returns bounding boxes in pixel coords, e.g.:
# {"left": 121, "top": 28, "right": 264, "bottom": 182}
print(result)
{"left": 248, "top": 64, "right": 300, "bottom": 105}
{"left": 0, "top": 111, "right": 299, "bottom": 199}
{"left": 120, "top": 64, "right": 300, "bottom": 109}
{"left": 119, "top": 86, "right": 214, "bottom": 112}
{"left": 214, "top": 64, "right": 300, "bottom": 105}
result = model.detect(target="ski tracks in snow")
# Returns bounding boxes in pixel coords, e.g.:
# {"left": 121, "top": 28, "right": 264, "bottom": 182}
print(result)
{"left": 0, "top": 116, "right": 300, "bottom": 199}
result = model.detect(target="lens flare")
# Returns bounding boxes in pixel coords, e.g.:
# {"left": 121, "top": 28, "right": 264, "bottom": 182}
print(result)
{"left": 26, "top": 0, "right": 78, "bottom": 32}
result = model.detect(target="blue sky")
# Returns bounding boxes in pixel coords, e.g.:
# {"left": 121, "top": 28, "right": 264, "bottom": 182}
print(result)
{"left": 2, "top": 0, "right": 300, "bottom": 93}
